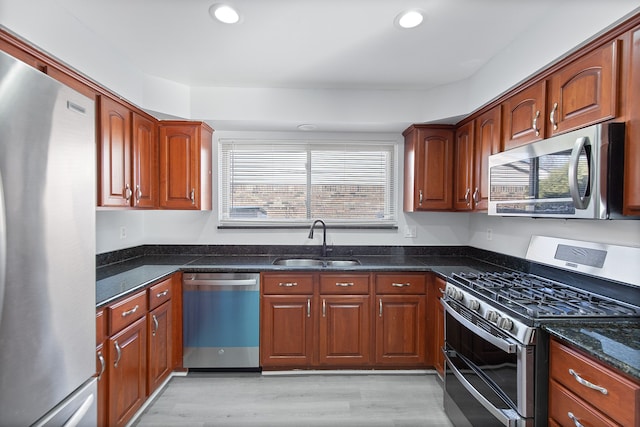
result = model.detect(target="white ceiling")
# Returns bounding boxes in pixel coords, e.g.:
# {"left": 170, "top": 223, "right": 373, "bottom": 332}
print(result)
{"left": 56, "top": 0, "right": 558, "bottom": 91}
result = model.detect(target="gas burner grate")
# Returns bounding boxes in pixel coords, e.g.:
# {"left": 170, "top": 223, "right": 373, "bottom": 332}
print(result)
{"left": 451, "top": 271, "right": 640, "bottom": 319}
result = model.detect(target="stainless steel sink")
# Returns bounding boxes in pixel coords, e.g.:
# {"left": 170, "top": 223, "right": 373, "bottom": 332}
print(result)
{"left": 272, "top": 258, "right": 360, "bottom": 267}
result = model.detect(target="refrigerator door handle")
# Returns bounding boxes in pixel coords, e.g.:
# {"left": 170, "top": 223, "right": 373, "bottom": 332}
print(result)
{"left": 0, "top": 171, "right": 6, "bottom": 327}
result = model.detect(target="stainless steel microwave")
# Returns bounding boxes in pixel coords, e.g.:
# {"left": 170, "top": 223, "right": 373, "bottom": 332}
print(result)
{"left": 488, "top": 122, "right": 629, "bottom": 219}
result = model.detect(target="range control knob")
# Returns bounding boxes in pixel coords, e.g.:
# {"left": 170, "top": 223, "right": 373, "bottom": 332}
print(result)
{"left": 445, "top": 286, "right": 463, "bottom": 301}
{"left": 496, "top": 317, "right": 514, "bottom": 331}
{"left": 485, "top": 310, "right": 499, "bottom": 323}
{"left": 467, "top": 299, "right": 480, "bottom": 312}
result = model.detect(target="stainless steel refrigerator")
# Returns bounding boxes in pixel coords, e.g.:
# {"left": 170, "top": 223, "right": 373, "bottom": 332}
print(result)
{"left": 0, "top": 50, "right": 97, "bottom": 426}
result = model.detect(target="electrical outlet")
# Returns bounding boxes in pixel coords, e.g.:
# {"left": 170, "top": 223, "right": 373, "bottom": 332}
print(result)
{"left": 120, "top": 226, "right": 127, "bottom": 240}
{"left": 486, "top": 228, "right": 493, "bottom": 241}
{"left": 404, "top": 226, "right": 417, "bottom": 238}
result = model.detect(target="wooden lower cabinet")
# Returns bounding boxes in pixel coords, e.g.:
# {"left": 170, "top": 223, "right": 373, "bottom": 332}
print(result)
{"left": 548, "top": 338, "right": 640, "bottom": 427}
{"left": 431, "top": 276, "right": 446, "bottom": 377}
{"left": 147, "top": 300, "right": 172, "bottom": 394}
{"left": 108, "top": 317, "right": 147, "bottom": 427}
{"left": 261, "top": 295, "right": 314, "bottom": 367}
{"left": 319, "top": 295, "right": 370, "bottom": 366}
{"left": 375, "top": 294, "right": 427, "bottom": 366}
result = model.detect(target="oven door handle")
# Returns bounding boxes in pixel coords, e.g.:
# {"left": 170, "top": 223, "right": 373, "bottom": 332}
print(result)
{"left": 442, "top": 299, "right": 518, "bottom": 354}
{"left": 444, "top": 350, "right": 521, "bottom": 427}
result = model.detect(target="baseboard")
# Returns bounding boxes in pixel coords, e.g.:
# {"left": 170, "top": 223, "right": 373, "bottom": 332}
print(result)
{"left": 261, "top": 369, "right": 435, "bottom": 376}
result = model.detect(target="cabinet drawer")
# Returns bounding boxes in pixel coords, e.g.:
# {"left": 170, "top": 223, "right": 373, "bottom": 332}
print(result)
{"left": 549, "top": 380, "right": 617, "bottom": 427}
{"left": 262, "top": 274, "right": 314, "bottom": 294}
{"left": 107, "top": 290, "right": 148, "bottom": 335}
{"left": 550, "top": 339, "right": 639, "bottom": 427}
{"left": 319, "top": 274, "right": 370, "bottom": 294}
{"left": 96, "top": 309, "right": 106, "bottom": 345}
{"left": 148, "top": 276, "right": 172, "bottom": 310}
{"left": 375, "top": 273, "right": 426, "bottom": 294}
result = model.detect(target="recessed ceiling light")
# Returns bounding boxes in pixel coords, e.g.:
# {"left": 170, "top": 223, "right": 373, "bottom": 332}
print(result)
{"left": 297, "top": 124, "right": 317, "bottom": 131}
{"left": 209, "top": 4, "right": 240, "bottom": 24}
{"left": 395, "top": 10, "right": 424, "bottom": 29}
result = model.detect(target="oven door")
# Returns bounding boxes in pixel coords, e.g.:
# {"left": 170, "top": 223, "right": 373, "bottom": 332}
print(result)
{"left": 442, "top": 298, "right": 534, "bottom": 427}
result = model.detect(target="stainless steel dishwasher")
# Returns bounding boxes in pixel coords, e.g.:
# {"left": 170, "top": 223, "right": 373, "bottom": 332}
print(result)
{"left": 182, "top": 273, "right": 260, "bottom": 369}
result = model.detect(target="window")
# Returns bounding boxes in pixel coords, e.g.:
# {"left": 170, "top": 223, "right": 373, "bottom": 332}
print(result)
{"left": 219, "top": 139, "right": 397, "bottom": 227}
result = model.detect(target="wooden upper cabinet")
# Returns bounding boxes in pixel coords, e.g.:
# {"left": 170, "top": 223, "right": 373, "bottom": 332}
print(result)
{"left": 501, "top": 80, "right": 546, "bottom": 151}
{"left": 547, "top": 40, "right": 620, "bottom": 136}
{"left": 403, "top": 125, "right": 454, "bottom": 211}
{"left": 98, "top": 96, "right": 132, "bottom": 207}
{"left": 454, "top": 106, "right": 500, "bottom": 211}
{"left": 132, "top": 113, "right": 158, "bottom": 208}
{"left": 624, "top": 24, "right": 640, "bottom": 215}
{"left": 158, "top": 121, "right": 213, "bottom": 210}
{"left": 473, "top": 106, "right": 501, "bottom": 211}
{"left": 98, "top": 96, "right": 159, "bottom": 208}
{"left": 453, "top": 122, "right": 474, "bottom": 211}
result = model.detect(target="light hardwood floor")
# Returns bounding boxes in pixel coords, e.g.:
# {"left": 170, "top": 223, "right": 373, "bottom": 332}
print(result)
{"left": 132, "top": 372, "right": 453, "bottom": 426}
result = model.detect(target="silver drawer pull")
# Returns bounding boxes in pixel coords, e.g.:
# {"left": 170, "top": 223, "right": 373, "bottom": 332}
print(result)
{"left": 569, "top": 369, "right": 608, "bottom": 395}
{"left": 279, "top": 282, "right": 298, "bottom": 287}
{"left": 568, "top": 412, "right": 585, "bottom": 427}
{"left": 121, "top": 304, "right": 139, "bottom": 317}
{"left": 335, "top": 282, "right": 354, "bottom": 287}
{"left": 156, "top": 290, "right": 169, "bottom": 298}
{"left": 391, "top": 282, "right": 410, "bottom": 287}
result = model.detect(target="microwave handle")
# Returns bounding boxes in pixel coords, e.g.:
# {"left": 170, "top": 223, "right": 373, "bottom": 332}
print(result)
{"left": 568, "top": 136, "right": 591, "bottom": 210}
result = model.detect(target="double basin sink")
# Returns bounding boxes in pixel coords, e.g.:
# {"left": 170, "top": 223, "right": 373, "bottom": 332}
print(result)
{"left": 273, "top": 257, "right": 360, "bottom": 268}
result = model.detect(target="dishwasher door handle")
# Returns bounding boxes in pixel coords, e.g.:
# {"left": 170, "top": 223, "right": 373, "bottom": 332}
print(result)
{"left": 186, "top": 278, "right": 258, "bottom": 287}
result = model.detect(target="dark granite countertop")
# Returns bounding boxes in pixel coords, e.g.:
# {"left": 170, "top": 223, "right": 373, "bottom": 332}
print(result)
{"left": 543, "top": 321, "right": 640, "bottom": 380}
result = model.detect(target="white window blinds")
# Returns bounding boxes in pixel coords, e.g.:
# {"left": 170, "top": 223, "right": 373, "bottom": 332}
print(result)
{"left": 219, "top": 140, "right": 397, "bottom": 226}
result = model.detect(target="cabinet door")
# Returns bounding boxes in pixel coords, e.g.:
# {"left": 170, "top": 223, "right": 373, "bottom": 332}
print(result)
{"left": 473, "top": 106, "right": 501, "bottom": 210}
{"left": 453, "top": 122, "right": 474, "bottom": 211}
{"left": 108, "top": 317, "right": 147, "bottom": 427}
{"left": 261, "top": 295, "right": 313, "bottom": 367}
{"left": 547, "top": 40, "right": 619, "bottom": 136}
{"left": 625, "top": 25, "right": 640, "bottom": 215}
{"left": 432, "top": 277, "right": 446, "bottom": 377}
{"left": 415, "top": 128, "right": 454, "bottom": 210}
{"left": 375, "top": 295, "right": 427, "bottom": 366}
{"left": 501, "top": 80, "right": 546, "bottom": 150}
{"left": 319, "top": 295, "right": 370, "bottom": 366}
{"left": 159, "top": 124, "right": 199, "bottom": 209}
{"left": 99, "top": 96, "right": 132, "bottom": 207}
{"left": 95, "top": 343, "right": 108, "bottom": 427}
{"left": 132, "top": 113, "right": 158, "bottom": 209}
{"left": 147, "top": 300, "right": 172, "bottom": 395}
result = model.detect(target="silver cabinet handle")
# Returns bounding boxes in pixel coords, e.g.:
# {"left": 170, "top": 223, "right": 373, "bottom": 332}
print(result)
{"left": 135, "top": 184, "right": 142, "bottom": 205}
{"left": 391, "top": 282, "right": 410, "bottom": 287}
{"left": 113, "top": 340, "right": 122, "bottom": 368}
{"left": 322, "top": 299, "right": 326, "bottom": 317}
{"left": 156, "top": 290, "right": 169, "bottom": 298}
{"left": 418, "top": 190, "right": 423, "bottom": 204}
{"left": 307, "top": 298, "right": 311, "bottom": 318}
{"left": 190, "top": 188, "right": 195, "bottom": 204}
{"left": 335, "top": 282, "right": 354, "bottom": 287}
{"left": 550, "top": 102, "right": 558, "bottom": 130}
{"left": 568, "top": 412, "right": 585, "bottom": 427}
{"left": 379, "top": 299, "right": 383, "bottom": 317}
{"left": 532, "top": 110, "right": 540, "bottom": 136}
{"left": 569, "top": 369, "right": 608, "bottom": 394}
{"left": 472, "top": 187, "right": 479, "bottom": 204}
{"left": 279, "top": 282, "right": 298, "bottom": 287}
{"left": 152, "top": 314, "right": 159, "bottom": 337}
{"left": 124, "top": 184, "right": 132, "bottom": 201}
{"left": 463, "top": 188, "right": 470, "bottom": 206}
{"left": 97, "top": 351, "right": 105, "bottom": 381}
{"left": 121, "top": 304, "right": 139, "bottom": 317}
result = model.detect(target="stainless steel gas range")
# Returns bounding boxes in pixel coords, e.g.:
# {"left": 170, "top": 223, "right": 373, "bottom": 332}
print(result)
{"left": 442, "top": 236, "right": 640, "bottom": 427}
